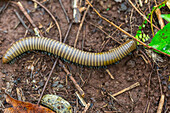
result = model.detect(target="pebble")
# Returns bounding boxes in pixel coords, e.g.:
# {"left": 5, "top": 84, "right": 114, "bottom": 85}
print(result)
{"left": 161, "top": 80, "right": 167, "bottom": 85}
{"left": 52, "top": 81, "right": 59, "bottom": 87}
{"left": 119, "top": 3, "right": 127, "bottom": 11}
{"left": 32, "top": 80, "right": 36, "bottom": 83}
{"left": 114, "top": 0, "right": 122, "bottom": 2}
{"left": 41, "top": 94, "right": 72, "bottom": 113}
{"left": 38, "top": 81, "right": 44, "bottom": 87}
{"left": 13, "top": 80, "right": 18, "bottom": 84}
{"left": 105, "top": 82, "right": 109, "bottom": 87}
{"left": 57, "top": 84, "right": 64, "bottom": 88}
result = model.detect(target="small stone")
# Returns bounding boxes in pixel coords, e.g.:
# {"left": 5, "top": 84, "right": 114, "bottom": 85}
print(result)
{"left": 52, "top": 81, "right": 59, "bottom": 87}
{"left": 161, "top": 80, "right": 167, "bottom": 85}
{"left": 119, "top": 3, "right": 127, "bottom": 11}
{"left": 41, "top": 94, "right": 72, "bottom": 113}
{"left": 114, "top": 0, "right": 122, "bottom": 2}
{"left": 105, "top": 82, "right": 109, "bottom": 87}
{"left": 126, "top": 76, "right": 133, "bottom": 82}
{"left": 32, "top": 80, "right": 36, "bottom": 83}
{"left": 38, "top": 81, "right": 44, "bottom": 87}
{"left": 57, "top": 84, "right": 64, "bottom": 88}
{"left": 13, "top": 80, "right": 18, "bottom": 84}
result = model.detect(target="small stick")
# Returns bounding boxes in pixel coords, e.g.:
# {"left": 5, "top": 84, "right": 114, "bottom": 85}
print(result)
{"left": 17, "top": 2, "right": 36, "bottom": 28}
{"left": 58, "top": 0, "right": 70, "bottom": 23}
{"left": 146, "top": 101, "right": 150, "bottom": 113}
{"left": 59, "top": 60, "right": 85, "bottom": 97}
{"left": 0, "top": 1, "right": 10, "bottom": 13}
{"left": 31, "top": 0, "right": 62, "bottom": 41}
{"left": 154, "top": 0, "right": 165, "bottom": 29}
{"left": 139, "top": 50, "right": 153, "bottom": 68}
{"left": 145, "top": 0, "right": 148, "bottom": 3}
{"left": 13, "top": 1, "right": 43, "bottom": 37}
{"left": 86, "top": 0, "right": 170, "bottom": 57}
{"left": 63, "top": 21, "right": 73, "bottom": 43}
{"left": 156, "top": 69, "right": 163, "bottom": 95}
{"left": 14, "top": 10, "right": 33, "bottom": 33}
{"left": 37, "top": 58, "right": 58, "bottom": 105}
{"left": 128, "top": 0, "right": 159, "bottom": 30}
{"left": 156, "top": 94, "right": 165, "bottom": 113}
{"left": 150, "top": 1, "right": 166, "bottom": 36}
{"left": 106, "top": 69, "right": 114, "bottom": 80}
{"left": 138, "top": 0, "right": 143, "bottom": 7}
{"left": 86, "top": 21, "right": 121, "bottom": 45}
{"left": 82, "top": 103, "right": 90, "bottom": 113}
{"left": 74, "top": 0, "right": 92, "bottom": 48}
{"left": 100, "top": 23, "right": 124, "bottom": 52}
{"left": 138, "top": 54, "right": 148, "bottom": 64}
{"left": 72, "top": 0, "right": 81, "bottom": 23}
{"left": 111, "top": 82, "right": 140, "bottom": 97}
{"left": 108, "top": 93, "right": 127, "bottom": 109}
{"left": 75, "top": 91, "right": 87, "bottom": 107}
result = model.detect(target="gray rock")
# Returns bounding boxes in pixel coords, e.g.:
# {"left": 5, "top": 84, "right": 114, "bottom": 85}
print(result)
{"left": 114, "top": 0, "right": 122, "bottom": 2}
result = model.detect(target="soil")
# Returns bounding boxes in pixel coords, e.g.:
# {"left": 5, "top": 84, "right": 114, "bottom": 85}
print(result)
{"left": 0, "top": 0, "right": 169, "bottom": 113}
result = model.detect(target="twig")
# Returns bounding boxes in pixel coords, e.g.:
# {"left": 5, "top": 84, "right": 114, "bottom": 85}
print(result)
{"left": 156, "top": 69, "right": 163, "bottom": 95}
{"left": 150, "top": 1, "right": 166, "bottom": 36}
{"left": 146, "top": 101, "right": 150, "bottom": 113}
{"left": 154, "top": 0, "right": 165, "bottom": 29}
{"left": 111, "top": 82, "right": 140, "bottom": 97}
{"left": 100, "top": 23, "right": 124, "bottom": 52}
{"left": 37, "top": 58, "right": 58, "bottom": 105}
{"left": 31, "top": 0, "right": 62, "bottom": 41}
{"left": 138, "top": 0, "right": 143, "bottom": 7}
{"left": 74, "top": 0, "right": 92, "bottom": 48}
{"left": 14, "top": 10, "right": 33, "bottom": 33}
{"left": 86, "top": 20, "right": 121, "bottom": 45}
{"left": 63, "top": 21, "right": 73, "bottom": 43}
{"left": 139, "top": 50, "right": 153, "bottom": 68}
{"left": 106, "top": 69, "right": 114, "bottom": 79}
{"left": 156, "top": 94, "right": 165, "bottom": 113}
{"left": 72, "top": 0, "right": 81, "bottom": 23}
{"left": 58, "top": 0, "right": 70, "bottom": 23}
{"left": 12, "top": 1, "right": 43, "bottom": 37}
{"left": 128, "top": 0, "right": 159, "bottom": 30}
{"left": 59, "top": 60, "right": 85, "bottom": 97}
{"left": 108, "top": 93, "right": 127, "bottom": 109}
{"left": 16, "top": 2, "right": 36, "bottom": 28}
{"left": 82, "top": 103, "right": 90, "bottom": 113}
{"left": 0, "top": 1, "right": 10, "bottom": 13}
{"left": 143, "top": 71, "right": 153, "bottom": 113}
{"left": 75, "top": 91, "right": 87, "bottom": 107}
{"left": 86, "top": 0, "right": 170, "bottom": 57}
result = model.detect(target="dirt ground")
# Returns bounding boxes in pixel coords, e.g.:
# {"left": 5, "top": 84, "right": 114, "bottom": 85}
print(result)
{"left": 0, "top": 0, "right": 169, "bottom": 113}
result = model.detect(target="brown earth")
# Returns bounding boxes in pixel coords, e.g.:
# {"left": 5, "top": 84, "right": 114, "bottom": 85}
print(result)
{"left": 0, "top": 0, "right": 169, "bottom": 113}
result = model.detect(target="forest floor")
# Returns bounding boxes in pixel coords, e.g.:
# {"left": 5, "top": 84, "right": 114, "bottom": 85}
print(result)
{"left": 0, "top": 0, "right": 169, "bottom": 112}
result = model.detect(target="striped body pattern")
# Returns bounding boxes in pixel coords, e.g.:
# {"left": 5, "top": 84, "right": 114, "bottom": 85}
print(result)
{"left": 2, "top": 37, "right": 136, "bottom": 66}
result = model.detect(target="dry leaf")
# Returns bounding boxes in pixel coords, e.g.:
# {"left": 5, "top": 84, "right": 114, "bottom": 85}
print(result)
{"left": 4, "top": 94, "right": 55, "bottom": 113}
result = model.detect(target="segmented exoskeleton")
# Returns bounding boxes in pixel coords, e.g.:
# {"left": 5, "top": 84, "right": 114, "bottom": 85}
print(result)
{"left": 2, "top": 37, "right": 136, "bottom": 66}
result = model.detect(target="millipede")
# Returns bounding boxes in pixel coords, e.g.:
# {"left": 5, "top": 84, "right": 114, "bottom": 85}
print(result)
{"left": 2, "top": 36, "right": 136, "bottom": 66}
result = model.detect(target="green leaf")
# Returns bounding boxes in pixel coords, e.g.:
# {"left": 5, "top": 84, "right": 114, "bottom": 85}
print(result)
{"left": 149, "top": 23, "right": 170, "bottom": 55}
{"left": 106, "top": 8, "right": 109, "bottom": 11}
{"left": 161, "top": 14, "right": 170, "bottom": 22}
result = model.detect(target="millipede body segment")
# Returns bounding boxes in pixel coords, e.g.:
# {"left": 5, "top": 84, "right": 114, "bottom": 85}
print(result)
{"left": 2, "top": 37, "right": 136, "bottom": 66}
